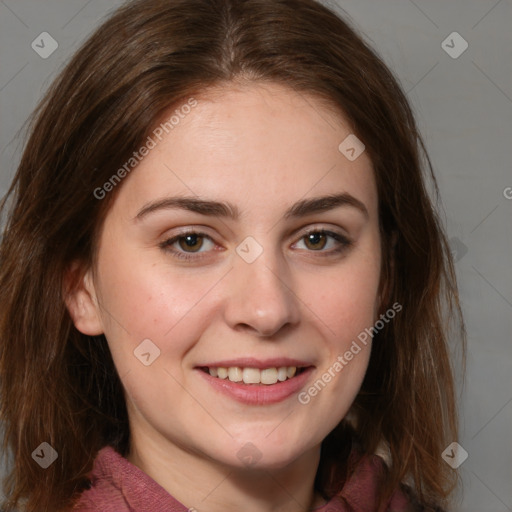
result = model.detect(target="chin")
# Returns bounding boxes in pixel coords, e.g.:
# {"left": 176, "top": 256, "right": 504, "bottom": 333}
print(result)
{"left": 217, "top": 436, "right": 317, "bottom": 472}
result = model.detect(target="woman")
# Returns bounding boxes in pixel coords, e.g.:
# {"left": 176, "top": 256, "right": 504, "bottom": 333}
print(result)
{"left": 0, "top": 0, "right": 466, "bottom": 511}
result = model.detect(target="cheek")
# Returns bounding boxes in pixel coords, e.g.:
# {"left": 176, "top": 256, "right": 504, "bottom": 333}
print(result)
{"left": 302, "top": 254, "right": 381, "bottom": 345}
{"left": 293, "top": 259, "right": 379, "bottom": 422}
{"left": 95, "top": 251, "right": 221, "bottom": 368}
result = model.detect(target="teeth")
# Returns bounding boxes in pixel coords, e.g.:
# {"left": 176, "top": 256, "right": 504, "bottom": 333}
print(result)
{"left": 207, "top": 366, "right": 299, "bottom": 384}
{"left": 228, "top": 367, "right": 243, "bottom": 382}
{"left": 260, "top": 368, "right": 278, "bottom": 384}
{"left": 286, "top": 367, "right": 297, "bottom": 378}
{"left": 243, "top": 367, "right": 260, "bottom": 384}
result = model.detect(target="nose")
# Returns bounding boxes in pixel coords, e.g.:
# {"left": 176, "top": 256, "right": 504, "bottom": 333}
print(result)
{"left": 223, "top": 246, "right": 301, "bottom": 338}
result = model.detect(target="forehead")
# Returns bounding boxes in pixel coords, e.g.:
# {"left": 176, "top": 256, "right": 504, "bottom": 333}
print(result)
{"left": 110, "top": 82, "right": 378, "bottom": 221}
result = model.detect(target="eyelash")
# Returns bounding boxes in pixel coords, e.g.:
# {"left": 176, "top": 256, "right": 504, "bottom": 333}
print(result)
{"left": 159, "top": 228, "right": 353, "bottom": 261}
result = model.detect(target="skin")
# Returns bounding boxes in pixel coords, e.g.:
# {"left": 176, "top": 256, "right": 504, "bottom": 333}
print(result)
{"left": 66, "top": 82, "right": 383, "bottom": 512}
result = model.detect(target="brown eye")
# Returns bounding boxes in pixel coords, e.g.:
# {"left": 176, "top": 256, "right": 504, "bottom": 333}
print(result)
{"left": 160, "top": 231, "right": 217, "bottom": 261}
{"left": 293, "top": 229, "right": 353, "bottom": 256}
{"left": 178, "top": 234, "right": 204, "bottom": 252}
{"left": 303, "top": 232, "right": 327, "bottom": 250}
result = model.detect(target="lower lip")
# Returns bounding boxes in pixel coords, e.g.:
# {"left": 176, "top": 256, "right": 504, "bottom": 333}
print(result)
{"left": 196, "top": 367, "right": 314, "bottom": 405}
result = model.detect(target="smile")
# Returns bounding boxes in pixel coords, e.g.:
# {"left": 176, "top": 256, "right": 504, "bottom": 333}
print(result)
{"left": 200, "top": 366, "right": 307, "bottom": 385}
{"left": 196, "top": 362, "right": 314, "bottom": 405}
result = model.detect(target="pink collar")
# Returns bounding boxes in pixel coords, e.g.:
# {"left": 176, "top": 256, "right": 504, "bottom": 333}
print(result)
{"left": 73, "top": 445, "right": 414, "bottom": 511}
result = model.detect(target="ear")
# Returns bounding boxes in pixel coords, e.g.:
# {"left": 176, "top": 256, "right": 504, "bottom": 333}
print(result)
{"left": 63, "top": 261, "right": 104, "bottom": 336}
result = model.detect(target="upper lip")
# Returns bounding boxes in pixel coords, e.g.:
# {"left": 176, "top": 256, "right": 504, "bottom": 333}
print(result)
{"left": 196, "top": 357, "right": 313, "bottom": 369}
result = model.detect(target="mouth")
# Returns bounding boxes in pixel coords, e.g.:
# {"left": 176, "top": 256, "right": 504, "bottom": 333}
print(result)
{"left": 198, "top": 365, "right": 309, "bottom": 385}
{"left": 195, "top": 359, "right": 314, "bottom": 405}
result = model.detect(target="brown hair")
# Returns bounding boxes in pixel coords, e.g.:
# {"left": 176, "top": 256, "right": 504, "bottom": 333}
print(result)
{"left": 0, "top": 0, "right": 466, "bottom": 510}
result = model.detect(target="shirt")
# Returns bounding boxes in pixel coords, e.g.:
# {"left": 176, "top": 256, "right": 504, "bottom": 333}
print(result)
{"left": 72, "top": 445, "right": 420, "bottom": 512}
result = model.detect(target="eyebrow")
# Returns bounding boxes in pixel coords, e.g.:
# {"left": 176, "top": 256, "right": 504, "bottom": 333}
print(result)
{"left": 133, "top": 193, "right": 369, "bottom": 222}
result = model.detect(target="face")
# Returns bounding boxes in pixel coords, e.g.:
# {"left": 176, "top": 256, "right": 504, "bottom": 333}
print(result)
{"left": 69, "top": 82, "right": 382, "bottom": 471}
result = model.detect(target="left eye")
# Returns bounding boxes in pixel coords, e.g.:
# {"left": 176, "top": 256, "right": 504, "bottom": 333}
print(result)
{"left": 294, "top": 231, "right": 340, "bottom": 251}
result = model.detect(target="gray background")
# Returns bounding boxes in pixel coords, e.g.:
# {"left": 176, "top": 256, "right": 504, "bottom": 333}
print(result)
{"left": 0, "top": 1, "right": 511, "bottom": 511}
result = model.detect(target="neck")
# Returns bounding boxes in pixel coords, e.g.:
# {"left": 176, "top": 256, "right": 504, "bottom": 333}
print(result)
{"left": 127, "top": 432, "right": 327, "bottom": 512}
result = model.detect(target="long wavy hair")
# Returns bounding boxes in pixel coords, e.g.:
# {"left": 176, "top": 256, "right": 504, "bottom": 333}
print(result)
{"left": 0, "top": 0, "right": 466, "bottom": 510}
